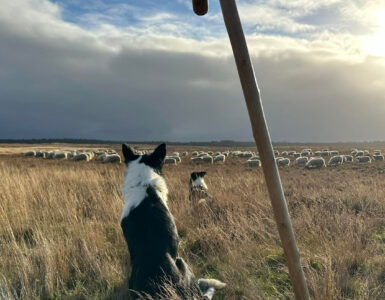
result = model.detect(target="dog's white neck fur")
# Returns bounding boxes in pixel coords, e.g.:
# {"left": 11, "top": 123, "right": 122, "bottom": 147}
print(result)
{"left": 121, "top": 157, "right": 168, "bottom": 221}
{"left": 191, "top": 177, "right": 207, "bottom": 190}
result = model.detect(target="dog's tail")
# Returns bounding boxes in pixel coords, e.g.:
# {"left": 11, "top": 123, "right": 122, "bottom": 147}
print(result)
{"left": 197, "top": 278, "right": 226, "bottom": 299}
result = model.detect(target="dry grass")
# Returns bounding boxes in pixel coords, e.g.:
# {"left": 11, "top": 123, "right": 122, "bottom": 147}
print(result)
{"left": 1, "top": 145, "right": 385, "bottom": 299}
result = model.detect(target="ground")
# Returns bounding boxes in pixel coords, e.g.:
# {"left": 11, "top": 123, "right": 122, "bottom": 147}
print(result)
{"left": 1, "top": 144, "right": 385, "bottom": 299}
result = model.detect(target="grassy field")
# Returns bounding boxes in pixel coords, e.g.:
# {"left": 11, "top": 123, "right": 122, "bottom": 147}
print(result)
{"left": 1, "top": 144, "right": 385, "bottom": 299}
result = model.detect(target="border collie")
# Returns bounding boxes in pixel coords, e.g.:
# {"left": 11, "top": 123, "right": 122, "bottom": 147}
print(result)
{"left": 189, "top": 172, "right": 210, "bottom": 204}
{"left": 120, "top": 144, "right": 225, "bottom": 299}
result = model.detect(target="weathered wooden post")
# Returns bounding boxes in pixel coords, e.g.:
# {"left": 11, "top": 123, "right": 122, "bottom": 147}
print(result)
{"left": 192, "top": 0, "right": 310, "bottom": 299}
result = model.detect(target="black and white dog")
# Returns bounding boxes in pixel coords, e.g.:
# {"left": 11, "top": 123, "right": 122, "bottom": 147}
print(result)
{"left": 189, "top": 172, "right": 210, "bottom": 204}
{"left": 120, "top": 143, "right": 225, "bottom": 299}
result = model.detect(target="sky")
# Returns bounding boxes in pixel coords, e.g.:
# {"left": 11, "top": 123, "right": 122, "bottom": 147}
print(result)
{"left": 1, "top": 0, "right": 385, "bottom": 142}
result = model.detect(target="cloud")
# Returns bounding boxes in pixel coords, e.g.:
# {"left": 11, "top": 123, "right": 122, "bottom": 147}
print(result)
{"left": 0, "top": 0, "right": 385, "bottom": 142}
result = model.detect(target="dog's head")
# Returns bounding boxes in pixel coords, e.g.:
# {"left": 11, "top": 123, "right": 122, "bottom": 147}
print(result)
{"left": 122, "top": 143, "right": 167, "bottom": 174}
{"left": 189, "top": 171, "right": 207, "bottom": 189}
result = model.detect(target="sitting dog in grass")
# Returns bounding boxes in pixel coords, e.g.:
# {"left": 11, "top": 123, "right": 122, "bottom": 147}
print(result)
{"left": 189, "top": 171, "right": 211, "bottom": 205}
{"left": 120, "top": 144, "right": 225, "bottom": 299}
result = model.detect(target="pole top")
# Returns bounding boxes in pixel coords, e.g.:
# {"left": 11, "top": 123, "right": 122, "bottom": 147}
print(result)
{"left": 192, "top": 0, "right": 208, "bottom": 16}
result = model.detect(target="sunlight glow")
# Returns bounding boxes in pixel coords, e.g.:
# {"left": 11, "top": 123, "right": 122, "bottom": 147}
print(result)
{"left": 364, "top": 7, "right": 385, "bottom": 57}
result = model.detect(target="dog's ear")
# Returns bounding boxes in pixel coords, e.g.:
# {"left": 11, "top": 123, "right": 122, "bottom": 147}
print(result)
{"left": 122, "top": 144, "right": 138, "bottom": 164}
{"left": 199, "top": 171, "right": 207, "bottom": 177}
{"left": 148, "top": 143, "right": 166, "bottom": 170}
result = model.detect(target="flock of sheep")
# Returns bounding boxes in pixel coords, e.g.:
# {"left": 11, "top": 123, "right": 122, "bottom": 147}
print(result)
{"left": 23, "top": 147, "right": 384, "bottom": 169}
{"left": 23, "top": 149, "right": 122, "bottom": 163}
{"left": 164, "top": 148, "right": 384, "bottom": 169}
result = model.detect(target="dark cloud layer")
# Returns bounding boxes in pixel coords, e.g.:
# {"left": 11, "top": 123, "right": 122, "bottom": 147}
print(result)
{"left": 1, "top": 2, "right": 385, "bottom": 142}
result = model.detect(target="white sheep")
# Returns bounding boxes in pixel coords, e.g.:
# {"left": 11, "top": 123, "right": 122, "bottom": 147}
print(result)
{"left": 164, "top": 157, "right": 177, "bottom": 165}
{"left": 357, "top": 156, "right": 371, "bottom": 163}
{"left": 344, "top": 155, "right": 354, "bottom": 162}
{"left": 374, "top": 150, "right": 381, "bottom": 155}
{"left": 355, "top": 151, "right": 364, "bottom": 157}
{"left": 53, "top": 152, "right": 68, "bottom": 159}
{"left": 301, "top": 151, "right": 310, "bottom": 157}
{"left": 182, "top": 152, "right": 188, "bottom": 157}
{"left": 72, "top": 153, "right": 90, "bottom": 162}
{"left": 191, "top": 157, "right": 203, "bottom": 163}
{"left": 329, "top": 150, "right": 339, "bottom": 156}
{"left": 201, "top": 155, "right": 213, "bottom": 163}
{"left": 24, "top": 151, "right": 36, "bottom": 157}
{"left": 277, "top": 157, "right": 290, "bottom": 166}
{"left": 247, "top": 158, "right": 261, "bottom": 167}
{"left": 103, "top": 154, "right": 121, "bottom": 163}
{"left": 328, "top": 155, "right": 344, "bottom": 166}
{"left": 373, "top": 155, "right": 384, "bottom": 161}
{"left": 305, "top": 157, "right": 326, "bottom": 169}
{"left": 295, "top": 157, "right": 308, "bottom": 166}
{"left": 293, "top": 153, "right": 301, "bottom": 158}
{"left": 213, "top": 155, "right": 226, "bottom": 163}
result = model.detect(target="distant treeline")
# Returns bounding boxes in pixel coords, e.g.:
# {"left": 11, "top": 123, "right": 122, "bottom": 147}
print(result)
{"left": 1, "top": 138, "right": 385, "bottom": 148}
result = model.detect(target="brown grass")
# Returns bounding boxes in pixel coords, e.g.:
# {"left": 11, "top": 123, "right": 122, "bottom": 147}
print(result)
{"left": 1, "top": 145, "right": 385, "bottom": 299}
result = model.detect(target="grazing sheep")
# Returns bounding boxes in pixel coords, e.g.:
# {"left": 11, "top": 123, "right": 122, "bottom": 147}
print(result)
{"left": 314, "top": 151, "right": 322, "bottom": 156}
{"left": 164, "top": 157, "right": 177, "bottom": 165}
{"left": 301, "top": 151, "right": 310, "bottom": 157}
{"left": 281, "top": 151, "right": 288, "bottom": 156}
{"left": 97, "top": 153, "right": 107, "bottom": 161}
{"left": 329, "top": 150, "right": 339, "bottom": 156}
{"left": 172, "top": 152, "right": 180, "bottom": 157}
{"left": 182, "top": 151, "right": 188, "bottom": 157}
{"left": 373, "top": 155, "right": 384, "bottom": 161}
{"left": 295, "top": 157, "right": 308, "bottom": 166}
{"left": 191, "top": 157, "right": 203, "bottom": 163}
{"left": 320, "top": 151, "right": 330, "bottom": 156}
{"left": 24, "top": 151, "right": 36, "bottom": 157}
{"left": 201, "top": 155, "right": 213, "bottom": 164}
{"left": 344, "top": 155, "right": 354, "bottom": 162}
{"left": 53, "top": 152, "right": 68, "bottom": 159}
{"left": 103, "top": 154, "right": 121, "bottom": 163}
{"left": 364, "top": 150, "right": 369, "bottom": 156}
{"left": 35, "top": 151, "right": 44, "bottom": 158}
{"left": 72, "top": 153, "right": 89, "bottom": 162}
{"left": 293, "top": 153, "right": 301, "bottom": 158}
{"left": 305, "top": 157, "right": 326, "bottom": 169}
{"left": 277, "top": 158, "right": 290, "bottom": 166}
{"left": 288, "top": 151, "right": 296, "bottom": 156}
{"left": 213, "top": 155, "right": 226, "bottom": 163}
{"left": 247, "top": 158, "right": 261, "bottom": 167}
{"left": 273, "top": 150, "right": 279, "bottom": 156}
{"left": 357, "top": 156, "right": 371, "bottom": 163}
{"left": 328, "top": 155, "right": 343, "bottom": 166}
{"left": 355, "top": 151, "right": 364, "bottom": 157}
{"left": 374, "top": 150, "right": 381, "bottom": 155}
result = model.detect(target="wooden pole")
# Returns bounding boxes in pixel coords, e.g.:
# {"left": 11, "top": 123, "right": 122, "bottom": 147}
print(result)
{"left": 218, "top": 1, "right": 310, "bottom": 299}
{"left": 192, "top": 0, "right": 310, "bottom": 299}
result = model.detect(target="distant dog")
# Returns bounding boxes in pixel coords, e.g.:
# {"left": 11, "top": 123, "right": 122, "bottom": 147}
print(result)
{"left": 189, "top": 171, "right": 211, "bottom": 204}
{"left": 120, "top": 144, "right": 225, "bottom": 299}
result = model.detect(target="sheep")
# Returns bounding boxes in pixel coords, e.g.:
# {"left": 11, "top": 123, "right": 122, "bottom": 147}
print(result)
{"left": 170, "top": 156, "right": 181, "bottom": 163}
{"left": 357, "top": 156, "right": 371, "bottom": 163}
{"left": 164, "top": 157, "right": 177, "bottom": 165}
{"left": 53, "top": 152, "right": 68, "bottom": 159}
{"left": 320, "top": 151, "right": 330, "bottom": 156}
{"left": 172, "top": 152, "right": 180, "bottom": 157}
{"left": 301, "top": 151, "right": 310, "bottom": 157}
{"left": 103, "top": 154, "right": 121, "bottom": 163}
{"left": 293, "top": 153, "right": 301, "bottom": 158}
{"left": 355, "top": 151, "right": 364, "bottom": 157}
{"left": 277, "top": 158, "right": 290, "bottom": 166}
{"left": 46, "top": 151, "right": 56, "bottom": 159}
{"left": 288, "top": 151, "right": 296, "bottom": 156}
{"left": 192, "top": 156, "right": 203, "bottom": 162}
{"left": 281, "top": 151, "right": 288, "bottom": 156}
{"left": 373, "top": 155, "right": 384, "bottom": 161}
{"left": 247, "top": 158, "right": 261, "bottom": 167}
{"left": 374, "top": 150, "right": 382, "bottom": 155}
{"left": 72, "top": 153, "right": 90, "bottom": 162}
{"left": 329, "top": 150, "right": 339, "bottom": 156}
{"left": 213, "top": 154, "right": 226, "bottom": 163}
{"left": 344, "top": 155, "right": 354, "bottom": 162}
{"left": 97, "top": 153, "right": 107, "bottom": 161}
{"left": 24, "top": 151, "right": 36, "bottom": 157}
{"left": 295, "top": 157, "right": 308, "bottom": 166}
{"left": 305, "top": 157, "right": 326, "bottom": 169}
{"left": 35, "top": 151, "right": 44, "bottom": 158}
{"left": 201, "top": 155, "right": 214, "bottom": 164}
{"left": 328, "top": 155, "right": 344, "bottom": 166}
{"left": 364, "top": 150, "right": 369, "bottom": 156}
{"left": 273, "top": 150, "right": 279, "bottom": 156}
{"left": 191, "top": 151, "right": 198, "bottom": 157}
{"left": 314, "top": 151, "right": 322, "bottom": 156}
{"left": 182, "top": 151, "right": 188, "bottom": 157}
